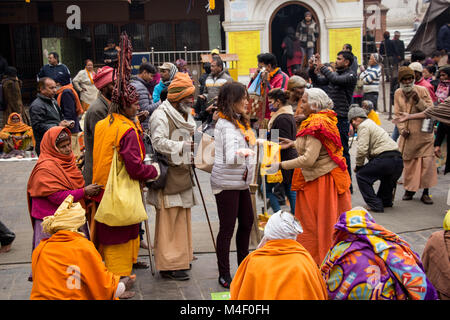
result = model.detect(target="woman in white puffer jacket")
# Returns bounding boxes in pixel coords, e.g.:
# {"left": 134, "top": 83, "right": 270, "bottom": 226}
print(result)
{"left": 210, "top": 82, "right": 256, "bottom": 289}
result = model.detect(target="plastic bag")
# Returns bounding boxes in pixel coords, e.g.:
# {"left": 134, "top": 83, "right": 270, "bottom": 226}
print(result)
{"left": 260, "top": 141, "right": 283, "bottom": 184}
{"left": 95, "top": 147, "right": 148, "bottom": 227}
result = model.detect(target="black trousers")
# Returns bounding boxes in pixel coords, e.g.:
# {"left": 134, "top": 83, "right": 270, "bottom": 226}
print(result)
{"left": 337, "top": 116, "right": 352, "bottom": 183}
{"left": 215, "top": 189, "right": 254, "bottom": 277}
{"left": 356, "top": 156, "right": 403, "bottom": 212}
{"left": 0, "top": 220, "right": 15, "bottom": 246}
{"left": 363, "top": 92, "right": 379, "bottom": 111}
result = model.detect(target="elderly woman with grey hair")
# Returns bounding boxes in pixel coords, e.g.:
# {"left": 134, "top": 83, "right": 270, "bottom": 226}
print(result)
{"left": 265, "top": 88, "right": 352, "bottom": 265}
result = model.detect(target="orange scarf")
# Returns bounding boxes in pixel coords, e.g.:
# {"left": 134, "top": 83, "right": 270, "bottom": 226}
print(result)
{"left": 86, "top": 68, "right": 94, "bottom": 84}
{"left": 27, "top": 127, "right": 85, "bottom": 200}
{"left": 297, "top": 109, "right": 347, "bottom": 171}
{"left": 56, "top": 84, "right": 84, "bottom": 116}
{"left": 218, "top": 111, "right": 256, "bottom": 146}
{"left": 1, "top": 112, "right": 33, "bottom": 134}
{"left": 291, "top": 110, "right": 350, "bottom": 194}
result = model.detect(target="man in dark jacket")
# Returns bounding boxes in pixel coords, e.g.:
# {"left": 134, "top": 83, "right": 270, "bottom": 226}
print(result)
{"left": 103, "top": 39, "right": 119, "bottom": 68}
{"left": 379, "top": 31, "right": 399, "bottom": 81}
{"left": 55, "top": 72, "right": 83, "bottom": 157}
{"left": 309, "top": 51, "right": 357, "bottom": 185}
{"left": 37, "top": 52, "right": 71, "bottom": 82}
{"left": 29, "top": 77, "right": 73, "bottom": 155}
{"left": 437, "top": 23, "right": 450, "bottom": 52}
{"left": 393, "top": 31, "right": 405, "bottom": 64}
{"left": 130, "top": 62, "right": 161, "bottom": 131}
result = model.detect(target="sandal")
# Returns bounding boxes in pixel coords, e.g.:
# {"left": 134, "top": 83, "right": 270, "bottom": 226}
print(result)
{"left": 133, "top": 261, "right": 149, "bottom": 269}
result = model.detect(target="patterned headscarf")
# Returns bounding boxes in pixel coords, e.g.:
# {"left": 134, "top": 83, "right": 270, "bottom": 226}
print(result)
{"left": 321, "top": 208, "right": 438, "bottom": 300}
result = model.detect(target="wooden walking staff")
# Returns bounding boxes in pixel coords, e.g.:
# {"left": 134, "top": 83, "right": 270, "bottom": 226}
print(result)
{"left": 192, "top": 166, "right": 217, "bottom": 252}
{"left": 140, "top": 190, "right": 155, "bottom": 276}
{"left": 249, "top": 139, "right": 263, "bottom": 246}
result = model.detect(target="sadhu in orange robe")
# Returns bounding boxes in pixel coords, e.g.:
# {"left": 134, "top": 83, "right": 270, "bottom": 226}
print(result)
{"left": 230, "top": 239, "right": 328, "bottom": 300}
{"left": 30, "top": 230, "right": 120, "bottom": 300}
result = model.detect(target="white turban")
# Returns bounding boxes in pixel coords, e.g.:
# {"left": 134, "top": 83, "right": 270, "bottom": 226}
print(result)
{"left": 305, "top": 88, "right": 334, "bottom": 110}
{"left": 257, "top": 211, "right": 303, "bottom": 248}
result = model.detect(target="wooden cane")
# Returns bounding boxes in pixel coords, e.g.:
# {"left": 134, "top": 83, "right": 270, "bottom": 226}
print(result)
{"left": 192, "top": 166, "right": 217, "bottom": 252}
{"left": 249, "top": 141, "right": 263, "bottom": 244}
{"left": 141, "top": 190, "right": 155, "bottom": 276}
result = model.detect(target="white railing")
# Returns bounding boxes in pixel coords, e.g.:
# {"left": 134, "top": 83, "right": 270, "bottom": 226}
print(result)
{"left": 148, "top": 47, "right": 225, "bottom": 66}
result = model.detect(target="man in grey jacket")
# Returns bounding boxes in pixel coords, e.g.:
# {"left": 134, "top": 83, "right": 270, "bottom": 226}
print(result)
{"left": 197, "top": 56, "right": 233, "bottom": 124}
{"left": 130, "top": 62, "right": 161, "bottom": 131}
{"left": 349, "top": 106, "right": 403, "bottom": 213}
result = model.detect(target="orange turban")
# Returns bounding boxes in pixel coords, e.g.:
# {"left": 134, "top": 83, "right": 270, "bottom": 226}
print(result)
{"left": 167, "top": 72, "right": 195, "bottom": 102}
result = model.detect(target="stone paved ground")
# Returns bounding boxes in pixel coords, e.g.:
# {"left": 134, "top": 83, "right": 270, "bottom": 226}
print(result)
{"left": 0, "top": 111, "right": 448, "bottom": 300}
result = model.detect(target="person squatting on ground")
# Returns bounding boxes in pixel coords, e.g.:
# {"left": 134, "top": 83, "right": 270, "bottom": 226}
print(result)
{"left": 348, "top": 106, "right": 403, "bottom": 213}
{"left": 30, "top": 195, "right": 135, "bottom": 300}
{"left": 27, "top": 127, "right": 102, "bottom": 281}
{"left": 321, "top": 207, "right": 438, "bottom": 300}
{"left": 230, "top": 211, "right": 327, "bottom": 300}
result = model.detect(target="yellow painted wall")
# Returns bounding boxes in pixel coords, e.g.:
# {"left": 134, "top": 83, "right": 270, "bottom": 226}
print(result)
{"left": 328, "top": 28, "right": 362, "bottom": 64}
{"left": 228, "top": 30, "right": 261, "bottom": 76}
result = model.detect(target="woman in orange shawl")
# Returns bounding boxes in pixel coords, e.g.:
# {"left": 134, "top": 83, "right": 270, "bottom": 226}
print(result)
{"left": 231, "top": 211, "right": 327, "bottom": 300}
{"left": 0, "top": 112, "right": 34, "bottom": 153}
{"left": 266, "top": 88, "right": 352, "bottom": 266}
{"left": 26, "top": 126, "right": 102, "bottom": 280}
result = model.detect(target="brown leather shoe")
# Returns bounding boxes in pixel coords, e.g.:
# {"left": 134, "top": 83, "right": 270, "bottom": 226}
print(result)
{"left": 420, "top": 194, "right": 433, "bottom": 205}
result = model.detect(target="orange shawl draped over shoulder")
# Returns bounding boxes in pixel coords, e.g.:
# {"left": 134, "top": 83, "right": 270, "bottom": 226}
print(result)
{"left": 291, "top": 110, "right": 350, "bottom": 193}
{"left": 56, "top": 84, "right": 84, "bottom": 116}
{"left": 0, "top": 112, "right": 35, "bottom": 145}
{"left": 30, "top": 230, "right": 120, "bottom": 300}
{"left": 92, "top": 113, "right": 144, "bottom": 188}
{"left": 27, "top": 127, "right": 85, "bottom": 198}
{"left": 27, "top": 127, "right": 85, "bottom": 223}
{"left": 230, "top": 239, "right": 328, "bottom": 300}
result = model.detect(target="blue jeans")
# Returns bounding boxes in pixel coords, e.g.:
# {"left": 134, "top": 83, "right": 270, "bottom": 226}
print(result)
{"left": 265, "top": 181, "right": 296, "bottom": 213}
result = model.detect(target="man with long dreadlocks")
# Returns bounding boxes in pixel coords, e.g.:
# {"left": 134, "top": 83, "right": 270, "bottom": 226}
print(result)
{"left": 91, "top": 33, "right": 159, "bottom": 299}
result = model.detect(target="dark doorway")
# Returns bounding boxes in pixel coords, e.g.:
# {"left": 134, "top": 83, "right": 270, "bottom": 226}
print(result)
{"left": 270, "top": 3, "right": 320, "bottom": 74}
{"left": 0, "top": 25, "right": 12, "bottom": 66}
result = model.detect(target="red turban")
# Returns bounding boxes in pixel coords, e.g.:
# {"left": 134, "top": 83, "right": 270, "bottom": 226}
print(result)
{"left": 93, "top": 66, "right": 116, "bottom": 90}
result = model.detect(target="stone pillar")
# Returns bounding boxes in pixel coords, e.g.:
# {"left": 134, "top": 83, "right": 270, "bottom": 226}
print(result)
{"left": 363, "top": 0, "right": 389, "bottom": 45}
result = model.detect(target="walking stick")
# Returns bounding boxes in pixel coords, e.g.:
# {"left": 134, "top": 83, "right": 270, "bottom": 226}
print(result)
{"left": 141, "top": 190, "right": 155, "bottom": 276}
{"left": 249, "top": 142, "right": 263, "bottom": 244}
{"left": 192, "top": 166, "right": 216, "bottom": 252}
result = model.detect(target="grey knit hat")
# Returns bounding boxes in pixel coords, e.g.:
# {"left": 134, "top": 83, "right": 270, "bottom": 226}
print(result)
{"left": 348, "top": 106, "right": 368, "bottom": 122}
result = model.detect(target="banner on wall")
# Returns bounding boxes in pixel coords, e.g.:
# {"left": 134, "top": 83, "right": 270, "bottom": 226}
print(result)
{"left": 131, "top": 53, "right": 151, "bottom": 75}
{"left": 328, "top": 28, "right": 362, "bottom": 64}
{"left": 228, "top": 31, "right": 260, "bottom": 76}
